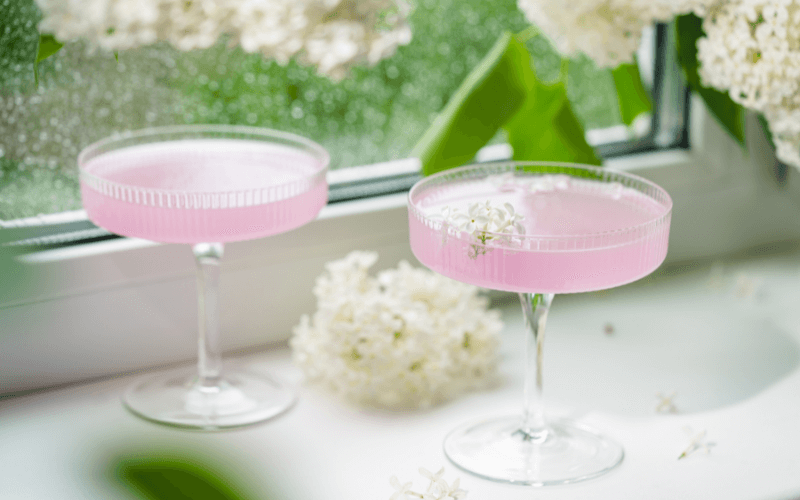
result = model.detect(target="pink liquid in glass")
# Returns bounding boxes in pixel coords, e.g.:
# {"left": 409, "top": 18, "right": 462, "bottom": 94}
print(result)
{"left": 80, "top": 139, "right": 328, "bottom": 244}
{"left": 409, "top": 174, "right": 671, "bottom": 294}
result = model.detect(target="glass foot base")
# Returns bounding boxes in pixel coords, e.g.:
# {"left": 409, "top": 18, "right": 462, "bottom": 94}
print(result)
{"left": 123, "top": 366, "right": 296, "bottom": 430}
{"left": 444, "top": 415, "right": 623, "bottom": 486}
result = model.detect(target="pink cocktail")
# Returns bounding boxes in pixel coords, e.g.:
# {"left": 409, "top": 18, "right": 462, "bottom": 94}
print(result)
{"left": 81, "top": 139, "right": 327, "bottom": 244}
{"left": 79, "top": 126, "right": 329, "bottom": 429}
{"left": 408, "top": 162, "right": 672, "bottom": 485}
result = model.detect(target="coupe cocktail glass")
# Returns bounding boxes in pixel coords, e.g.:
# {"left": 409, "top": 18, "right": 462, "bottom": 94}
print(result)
{"left": 408, "top": 162, "right": 672, "bottom": 485}
{"left": 78, "top": 125, "right": 329, "bottom": 429}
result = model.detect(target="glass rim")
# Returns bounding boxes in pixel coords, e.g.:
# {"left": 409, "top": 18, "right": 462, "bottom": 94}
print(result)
{"left": 408, "top": 161, "right": 673, "bottom": 242}
{"left": 77, "top": 124, "right": 330, "bottom": 196}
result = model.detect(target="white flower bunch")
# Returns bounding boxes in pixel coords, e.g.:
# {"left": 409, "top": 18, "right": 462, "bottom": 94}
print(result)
{"left": 517, "top": 0, "right": 713, "bottom": 67}
{"left": 390, "top": 467, "right": 466, "bottom": 500}
{"left": 698, "top": 0, "right": 800, "bottom": 114}
{"left": 291, "top": 251, "right": 502, "bottom": 408}
{"left": 441, "top": 200, "right": 525, "bottom": 244}
{"left": 696, "top": 0, "right": 800, "bottom": 169}
{"left": 34, "top": 0, "right": 412, "bottom": 80}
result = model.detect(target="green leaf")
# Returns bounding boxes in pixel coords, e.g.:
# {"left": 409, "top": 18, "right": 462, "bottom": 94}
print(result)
{"left": 412, "top": 32, "right": 535, "bottom": 176}
{"left": 36, "top": 34, "right": 64, "bottom": 63}
{"left": 611, "top": 60, "right": 652, "bottom": 126}
{"left": 33, "top": 34, "right": 64, "bottom": 85}
{"left": 675, "top": 13, "right": 746, "bottom": 147}
{"left": 117, "top": 457, "right": 253, "bottom": 500}
{"left": 504, "top": 76, "right": 602, "bottom": 166}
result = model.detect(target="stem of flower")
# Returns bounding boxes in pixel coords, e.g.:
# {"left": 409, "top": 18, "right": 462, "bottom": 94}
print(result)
{"left": 559, "top": 58, "right": 570, "bottom": 85}
{"left": 516, "top": 25, "right": 540, "bottom": 44}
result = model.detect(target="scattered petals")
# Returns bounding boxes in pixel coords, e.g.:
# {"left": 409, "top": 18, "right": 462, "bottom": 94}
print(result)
{"left": 678, "top": 428, "right": 716, "bottom": 460}
{"left": 655, "top": 390, "right": 678, "bottom": 413}
{"left": 390, "top": 468, "right": 467, "bottom": 500}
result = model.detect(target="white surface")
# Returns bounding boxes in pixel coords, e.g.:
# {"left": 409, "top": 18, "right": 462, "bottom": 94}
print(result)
{"left": 2, "top": 248, "right": 800, "bottom": 500}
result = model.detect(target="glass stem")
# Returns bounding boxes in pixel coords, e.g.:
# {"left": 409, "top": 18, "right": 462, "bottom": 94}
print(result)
{"left": 519, "top": 292, "right": 555, "bottom": 441}
{"left": 193, "top": 243, "right": 225, "bottom": 389}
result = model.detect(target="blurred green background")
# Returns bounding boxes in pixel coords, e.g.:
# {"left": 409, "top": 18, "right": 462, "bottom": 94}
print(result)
{"left": 0, "top": 0, "right": 623, "bottom": 220}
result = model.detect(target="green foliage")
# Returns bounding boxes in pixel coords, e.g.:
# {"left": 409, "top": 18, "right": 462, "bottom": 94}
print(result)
{"left": 675, "top": 13, "right": 746, "bottom": 147}
{"left": 35, "top": 34, "right": 63, "bottom": 62}
{"left": 0, "top": 0, "right": 42, "bottom": 90}
{"left": 505, "top": 74, "right": 602, "bottom": 165}
{"left": 412, "top": 33, "right": 534, "bottom": 175}
{"left": 413, "top": 29, "right": 603, "bottom": 176}
{"left": 611, "top": 60, "right": 652, "bottom": 126}
{"left": 117, "top": 456, "right": 257, "bottom": 500}
{"left": 168, "top": 0, "right": 531, "bottom": 171}
{"left": 34, "top": 34, "right": 63, "bottom": 85}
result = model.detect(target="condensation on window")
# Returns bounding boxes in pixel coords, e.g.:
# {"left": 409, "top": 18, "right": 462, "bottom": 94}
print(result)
{"left": 0, "top": 0, "right": 622, "bottom": 221}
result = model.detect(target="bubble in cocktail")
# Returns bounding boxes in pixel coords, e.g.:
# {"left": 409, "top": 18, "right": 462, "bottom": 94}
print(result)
{"left": 79, "top": 125, "right": 329, "bottom": 429}
{"left": 408, "top": 162, "right": 672, "bottom": 485}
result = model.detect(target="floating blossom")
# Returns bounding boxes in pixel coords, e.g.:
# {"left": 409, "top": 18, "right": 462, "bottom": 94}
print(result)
{"left": 390, "top": 467, "right": 467, "bottom": 500}
{"left": 441, "top": 200, "right": 526, "bottom": 243}
{"left": 517, "top": 0, "right": 714, "bottom": 67}
{"left": 291, "top": 251, "right": 502, "bottom": 408}
{"left": 34, "top": 0, "right": 412, "bottom": 80}
{"left": 439, "top": 200, "right": 526, "bottom": 259}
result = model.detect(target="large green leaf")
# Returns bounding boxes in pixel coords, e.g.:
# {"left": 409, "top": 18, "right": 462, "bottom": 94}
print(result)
{"left": 675, "top": 14, "right": 746, "bottom": 147}
{"left": 504, "top": 76, "right": 602, "bottom": 166}
{"left": 117, "top": 457, "right": 255, "bottom": 500}
{"left": 33, "top": 34, "right": 63, "bottom": 85}
{"left": 412, "top": 32, "right": 534, "bottom": 176}
{"left": 611, "top": 60, "right": 652, "bottom": 126}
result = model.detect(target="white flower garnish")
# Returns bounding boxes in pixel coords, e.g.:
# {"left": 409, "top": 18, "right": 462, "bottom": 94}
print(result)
{"left": 442, "top": 200, "right": 526, "bottom": 243}
{"left": 291, "top": 251, "right": 502, "bottom": 408}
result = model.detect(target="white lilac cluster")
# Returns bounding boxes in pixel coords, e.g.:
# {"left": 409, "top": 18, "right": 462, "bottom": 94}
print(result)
{"left": 390, "top": 467, "right": 466, "bottom": 500}
{"left": 34, "top": 0, "right": 412, "bottom": 80}
{"left": 291, "top": 251, "right": 502, "bottom": 409}
{"left": 517, "top": 0, "right": 714, "bottom": 67}
{"left": 441, "top": 200, "right": 525, "bottom": 245}
{"left": 696, "top": 0, "right": 800, "bottom": 169}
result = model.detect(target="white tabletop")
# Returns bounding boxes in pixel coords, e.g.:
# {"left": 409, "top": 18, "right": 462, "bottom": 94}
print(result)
{"left": 2, "top": 249, "right": 800, "bottom": 499}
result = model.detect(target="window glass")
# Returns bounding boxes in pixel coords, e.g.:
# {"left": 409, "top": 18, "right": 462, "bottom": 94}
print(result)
{"left": 2, "top": 0, "right": 636, "bottom": 221}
